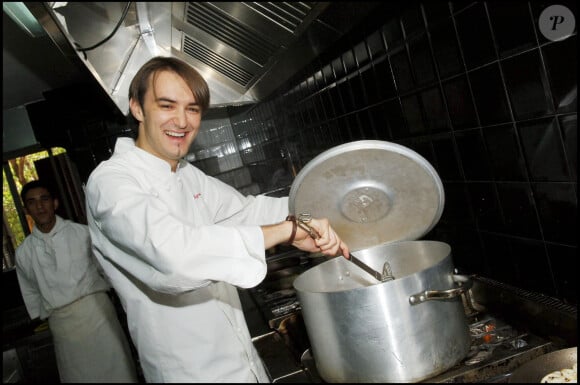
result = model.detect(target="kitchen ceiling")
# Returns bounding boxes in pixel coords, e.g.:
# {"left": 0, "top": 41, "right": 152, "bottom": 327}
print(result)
{"left": 8, "top": 2, "right": 384, "bottom": 114}
{"left": 2, "top": 9, "right": 90, "bottom": 111}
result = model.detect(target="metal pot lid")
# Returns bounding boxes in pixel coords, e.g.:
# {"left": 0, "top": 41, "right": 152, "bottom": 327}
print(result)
{"left": 288, "top": 140, "right": 444, "bottom": 251}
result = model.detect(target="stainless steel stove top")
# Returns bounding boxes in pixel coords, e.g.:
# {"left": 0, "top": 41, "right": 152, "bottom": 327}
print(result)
{"left": 244, "top": 250, "right": 576, "bottom": 383}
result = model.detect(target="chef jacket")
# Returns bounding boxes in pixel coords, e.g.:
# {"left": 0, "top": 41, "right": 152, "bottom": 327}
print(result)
{"left": 15, "top": 216, "right": 138, "bottom": 382}
{"left": 85, "top": 137, "right": 289, "bottom": 382}
{"left": 15, "top": 215, "right": 110, "bottom": 320}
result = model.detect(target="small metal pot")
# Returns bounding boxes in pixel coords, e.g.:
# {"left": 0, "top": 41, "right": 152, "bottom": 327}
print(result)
{"left": 294, "top": 240, "right": 472, "bottom": 383}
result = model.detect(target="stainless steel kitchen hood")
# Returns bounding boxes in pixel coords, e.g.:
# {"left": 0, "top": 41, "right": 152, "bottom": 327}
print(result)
{"left": 25, "top": 2, "right": 383, "bottom": 113}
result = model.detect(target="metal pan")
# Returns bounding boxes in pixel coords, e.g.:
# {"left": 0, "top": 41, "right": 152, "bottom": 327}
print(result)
{"left": 509, "top": 347, "right": 577, "bottom": 383}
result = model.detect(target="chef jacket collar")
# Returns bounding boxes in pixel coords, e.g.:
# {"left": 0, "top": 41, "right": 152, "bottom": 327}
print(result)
{"left": 31, "top": 215, "right": 65, "bottom": 241}
{"left": 114, "top": 137, "right": 188, "bottom": 177}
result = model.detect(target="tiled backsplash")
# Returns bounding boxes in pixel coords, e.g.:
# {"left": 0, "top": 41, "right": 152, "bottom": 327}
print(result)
{"left": 230, "top": 2, "right": 577, "bottom": 305}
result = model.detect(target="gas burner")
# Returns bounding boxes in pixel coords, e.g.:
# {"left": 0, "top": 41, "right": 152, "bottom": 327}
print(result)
{"left": 464, "top": 316, "right": 530, "bottom": 366}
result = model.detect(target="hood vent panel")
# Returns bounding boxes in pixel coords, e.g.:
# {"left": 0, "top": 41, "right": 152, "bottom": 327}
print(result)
{"left": 242, "top": 2, "right": 313, "bottom": 32}
{"left": 183, "top": 35, "right": 254, "bottom": 87}
{"left": 185, "top": 2, "right": 279, "bottom": 66}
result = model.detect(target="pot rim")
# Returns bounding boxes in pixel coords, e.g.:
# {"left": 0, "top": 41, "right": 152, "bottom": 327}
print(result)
{"left": 294, "top": 240, "right": 453, "bottom": 294}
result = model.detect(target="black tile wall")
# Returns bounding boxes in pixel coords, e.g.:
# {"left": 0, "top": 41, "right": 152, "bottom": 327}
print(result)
{"left": 366, "top": 30, "right": 386, "bottom": 59}
{"left": 487, "top": 2, "right": 537, "bottom": 58}
{"left": 451, "top": 228, "right": 488, "bottom": 274}
{"left": 336, "top": 116, "right": 351, "bottom": 143}
{"left": 401, "top": 94, "right": 426, "bottom": 135}
{"left": 354, "top": 41, "right": 370, "bottom": 68}
{"left": 532, "top": 182, "right": 577, "bottom": 245}
{"left": 408, "top": 34, "right": 437, "bottom": 86}
{"left": 440, "top": 182, "right": 474, "bottom": 225}
{"left": 373, "top": 59, "right": 397, "bottom": 99}
{"left": 347, "top": 113, "right": 364, "bottom": 140}
{"left": 384, "top": 99, "right": 408, "bottom": 139}
{"left": 390, "top": 49, "right": 415, "bottom": 92}
{"left": 431, "top": 133, "right": 462, "bottom": 180}
{"left": 406, "top": 137, "right": 435, "bottom": 168}
{"left": 482, "top": 124, "right": 528, "bottom": 181}
{"left": 343, "top": 50, "right": 358, "bottom": 75}
{"left": 546, "top": 243, "right": 577, "bottom": 304}
{"left": 495, "top": 182, "right": 541, "bottom": 238}
{"left": 517, "top": 117, "right": 571, "bottom": 181}
{"left": 480, "top": 232, "right": 518, "bottom": 285}
{"left": 469, "top": 63, "right": 511, "bottom": 125}
{"left": 401, "top": 4, "right": 424, "bottom": 37}
{"left": 502, "top": 49, "right": 553, "bottom": 120}
{"left": 322, "top": 64, "right": 335, "bottom": 84}
{"left": 420, "top": 86, "right": 448, "bottom": 133}
{"left": 382, "top": 18, "right": 404, "bottom": 48}
{"left": 466, "top": 182, "right": 504, "bottom": 232}
{"left": 328, "top": 84, "right": 344, "bottom": 116}
{"left": 331, "top": 56, "right": 346, "bottom": 79}
{"left": 442, "top": 75, "right": 478, "bottom": 129}
{"left": 454, "top": 3, "right": 496, "bottom": 70}
{"left": 542, "top": 36, "right": 577, "bottom": 114}
{"left": 232, "top": 1, "right": 577, "bottom": 305}
{"left": 422, "top": 2, "right": 451, "bottom": 25}
{"left": 338, "top": 79, "right": 354, "bottom": 113}
{"left": 559, "top": 114, "right": 577, "bottom": 180}
{"left": 361, "top": 67, "right": 380, "bottom": 105}
{"left": 455, "top": 129, "right": 493, "bottom": 180}
{"left": 430, "top": 22, "right": 463, "bottom": 79}
{"left": 367, "top": 103, "right": 389, "bottom": 140}
{"left": 358, "top": 109, "right": 377, "bottom": 139}
{"left": 510, "top": 238, "right": 556, "bottom": 295}
{"left": 350, "top": 76, "right": 367, "bottom": 110}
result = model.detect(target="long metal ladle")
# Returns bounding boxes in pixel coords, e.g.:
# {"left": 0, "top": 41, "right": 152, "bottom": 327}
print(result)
{"left": 348, "top": 253, "right": 395, "bottom": 282}
{"left": 296, "top": 213, "right": 395, "bottom": 282}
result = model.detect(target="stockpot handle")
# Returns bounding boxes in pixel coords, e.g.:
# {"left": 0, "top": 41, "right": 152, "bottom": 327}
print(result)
{"left": 408, "top": 274, "right": 473, "bottom": 305}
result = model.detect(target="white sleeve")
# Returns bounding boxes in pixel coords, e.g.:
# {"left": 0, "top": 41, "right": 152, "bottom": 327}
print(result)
{"left": 14, "top": 249, "right": 42, "bottom": 320}
{"left": 86, "top": 168, "right": 281, "bottom": 295}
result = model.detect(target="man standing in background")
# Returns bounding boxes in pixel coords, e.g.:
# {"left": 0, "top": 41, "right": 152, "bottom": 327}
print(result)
{"left": 15, "top": 180, "right": 138, "bottom": 383}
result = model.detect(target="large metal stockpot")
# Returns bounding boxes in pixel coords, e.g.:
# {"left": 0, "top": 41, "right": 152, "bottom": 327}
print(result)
{"left": 293, "top": 241, "right": 471, "bottom": 382}
{"left": 289, "top": 140, "right": 472, "bottom": 382}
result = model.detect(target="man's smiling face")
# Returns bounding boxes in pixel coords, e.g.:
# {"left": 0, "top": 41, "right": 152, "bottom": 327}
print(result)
{"left": 132, "top": 70, "right": 202, "bottom": 171}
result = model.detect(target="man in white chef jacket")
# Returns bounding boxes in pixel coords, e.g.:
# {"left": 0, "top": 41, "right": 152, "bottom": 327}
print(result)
{"left": 15, "top": 180, "right": 138, "bottom": 383}
{"left": 85, "top": 56, "right": 350, "bottom": 382}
